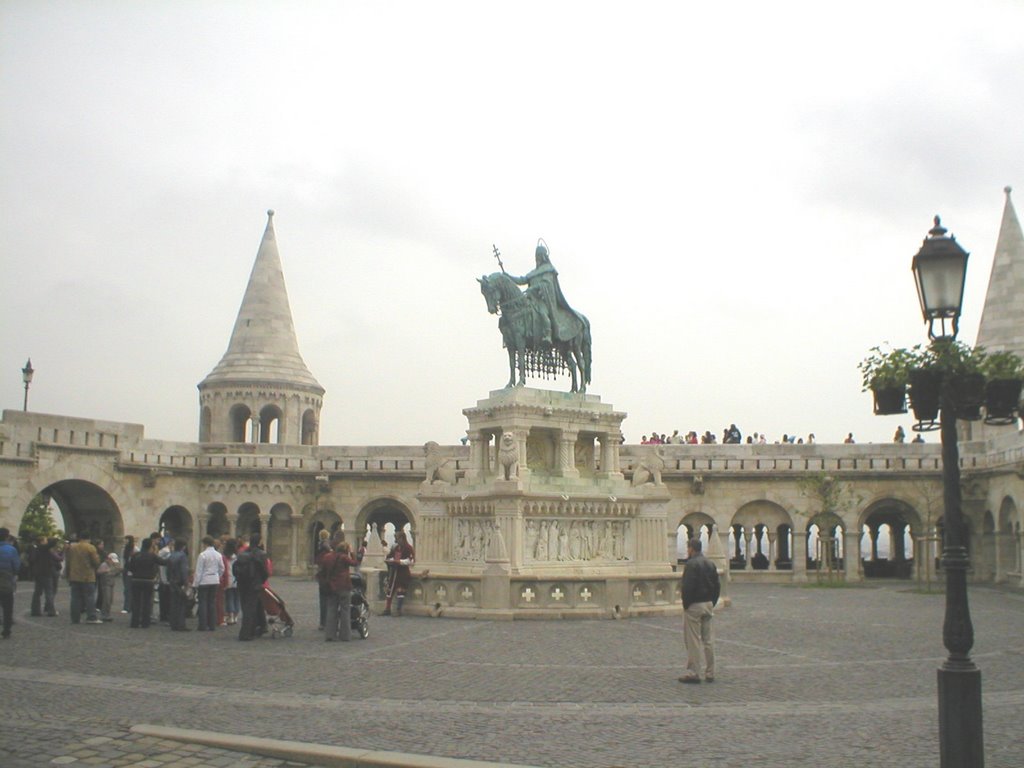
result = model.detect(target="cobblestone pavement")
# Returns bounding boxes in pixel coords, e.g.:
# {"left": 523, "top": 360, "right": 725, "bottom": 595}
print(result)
{"left": 2, "top": 579, "right": 1023, "bottom": 767}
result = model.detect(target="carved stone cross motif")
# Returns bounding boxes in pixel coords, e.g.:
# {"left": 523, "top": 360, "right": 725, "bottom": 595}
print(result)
{"left": 579, "top": 587, "right": 592, "bottom": 602}
{"left": 521, "top": 587, "right": 535, "bottom": 603}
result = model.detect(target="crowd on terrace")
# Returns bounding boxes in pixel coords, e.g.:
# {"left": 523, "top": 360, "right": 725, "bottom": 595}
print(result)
{"left": 637, "top": 425, "right": 925, "bottom": 445}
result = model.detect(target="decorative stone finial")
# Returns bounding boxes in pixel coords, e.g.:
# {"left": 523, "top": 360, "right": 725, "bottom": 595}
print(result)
{"left": 267, "top": 209, "right": 275, "bottom": 218}
{"left": 1005, "top": 186, "right": 1013, "bottom": 197}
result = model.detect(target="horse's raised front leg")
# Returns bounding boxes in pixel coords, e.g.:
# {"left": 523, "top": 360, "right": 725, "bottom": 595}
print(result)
{"left": 517, "top": 349, "right": 527, "bottom": 387}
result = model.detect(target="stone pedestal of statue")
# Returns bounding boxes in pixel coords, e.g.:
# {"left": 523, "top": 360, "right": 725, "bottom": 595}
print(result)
{"left": 412, "top": 388, "right": 680, "bottom": 618}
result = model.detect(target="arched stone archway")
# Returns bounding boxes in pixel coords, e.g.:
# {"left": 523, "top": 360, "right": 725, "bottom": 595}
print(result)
{"left": 860, "top": 498, "right": 922, "bottom": 578}
{"left": 730, "top": 501, "right": 793, "bottom": 572}
{"left": 158, "top": 505, "right": 193, "bottom": 544}
{"left": 267, "top": 502, "right": 294, "bottom": 569}
{"left": 307, "top": 506, "right": 343, "bottom": 565}
{"left": 206, "top": 502, "right": 230, "bottom": 538}
{"left": 676, "top": 512, "right": 716, "bottom": 563}
{"left": 356, "top": 497, "right": 416, "bottom": 549}
{"left": 27, "top": 479, "right": 125, "bottom": 554}
{"left": 996, "top": 496, "right": 1020, "bottom": 581}
{"left": 236, "top": 502, "right": 262, "bottom": 541}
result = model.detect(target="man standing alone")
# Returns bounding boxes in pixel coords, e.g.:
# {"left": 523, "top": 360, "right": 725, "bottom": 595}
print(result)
{"left": 678, "top": 538, "right": 720, "bottom": 684}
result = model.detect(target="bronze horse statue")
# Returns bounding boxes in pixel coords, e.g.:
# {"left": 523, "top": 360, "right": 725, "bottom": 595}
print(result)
{"left": 478, "top": 271, "right": 592, "bottom": 393}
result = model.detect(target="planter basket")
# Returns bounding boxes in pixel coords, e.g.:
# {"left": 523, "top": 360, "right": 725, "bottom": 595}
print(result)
{"left": 908, "top": 368, "right": 941, "bottom": 431}
{"left": 984, "top": 378, "right": 1023, "bottom": 426}
{"left": 872, "top": 385, "right": 907, "bottom": 415}
{"left": 951, "top": 373, "right": 985, "bottom": 421}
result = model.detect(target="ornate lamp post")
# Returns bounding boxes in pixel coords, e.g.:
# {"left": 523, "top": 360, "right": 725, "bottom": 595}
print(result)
{"left": 21, "top": 358, "right": 34, "bottom": 412}
{"left": 910, "top": 216, "right": 983, "bottom": 767}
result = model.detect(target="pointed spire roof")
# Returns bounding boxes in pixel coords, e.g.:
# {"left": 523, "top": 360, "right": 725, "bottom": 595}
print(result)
{"left": 200, "top": 210, "right": 323, "bottom": 393}
{"left": 976, "top": 187, "right": 1024, "bottom": 358}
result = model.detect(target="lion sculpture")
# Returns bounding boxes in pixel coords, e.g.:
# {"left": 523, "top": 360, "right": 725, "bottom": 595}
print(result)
{"left": 631, "top": 447, "right": 665, "bottom": 487}
{"left": 424, "top": 441, "right": 457, "bottom": 485}
{"left": 497, "top": 432, "right": 519, "bottom": 481}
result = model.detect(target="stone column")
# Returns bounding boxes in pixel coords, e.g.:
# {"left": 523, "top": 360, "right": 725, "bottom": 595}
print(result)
{"left": 289, "top": 511, "right": 302, "bottom": 575}
{"left": 767, "top": 531, "right": 777, "bottom": 571}
{"left": 258, "top": 513, "right": 270, "bottom": 550}
{"left": 558, "top": 429, "right": 579, "bottom": 478}
{"left": 743, "top": 529, "right": 753, "bottom": 570}
{"left": 844, "top": 528, "right": 861, "bottom": 582}
{"left": 514, "top": 429, "right": 531, "bottom": 481}
{"left": 226, "top": 512, "right": 238, "bottom": 539}
{"left": 1016, "top": 531, "right": 1024, "bottom": 588}
{"left": 194, "top": 513, "right": 208, "bottom": 559}
{"left": 597, "top": 433, "right": 624, "bottom": 479}
{"left": 792, "top": 528, "right": 807, "bottom": 582}
{"left": 467, "top": 430, "right": 488, "bottom": 482}
{"left": 869, "top": 525, "right": 880, "bottom": 561}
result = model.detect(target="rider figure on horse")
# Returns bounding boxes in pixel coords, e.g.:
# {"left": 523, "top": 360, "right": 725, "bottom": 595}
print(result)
{"left": 509, "top": 239, "right": 578, "bottom": 348}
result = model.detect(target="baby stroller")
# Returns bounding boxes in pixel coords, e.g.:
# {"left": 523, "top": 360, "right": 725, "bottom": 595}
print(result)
{"left": 350, "top": 572, "right": 370, "bottom": 639}
{"left": 260, "top": 585, "right": 295, "bottom": 638}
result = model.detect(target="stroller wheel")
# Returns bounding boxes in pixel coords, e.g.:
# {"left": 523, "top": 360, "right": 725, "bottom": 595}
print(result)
{"left": 358, "top": 619, "right": 369, "bottom": 639}
{"left": 282, "top": 625, "right": 293, "bottom": 638}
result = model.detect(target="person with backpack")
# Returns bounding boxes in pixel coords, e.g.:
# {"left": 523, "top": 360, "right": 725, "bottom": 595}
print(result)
{"left": 234, "top": 533, "right": 269, "bottom": 641}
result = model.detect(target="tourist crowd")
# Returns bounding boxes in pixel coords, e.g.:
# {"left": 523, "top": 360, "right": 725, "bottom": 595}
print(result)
{"left": 0, "top": 525, "right": 415, "bottom": 643}
{"left": 638, "top": 425, "right": 925, "bottom": 445}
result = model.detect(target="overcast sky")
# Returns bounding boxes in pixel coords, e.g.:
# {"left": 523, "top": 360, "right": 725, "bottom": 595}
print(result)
{"left": 2, "top": 1, "right": 1022, "bottom": 447}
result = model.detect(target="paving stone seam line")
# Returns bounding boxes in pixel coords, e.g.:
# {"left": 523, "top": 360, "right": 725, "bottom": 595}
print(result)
{"left": 6, "top": 665, "right": 1023, "bottom": 719}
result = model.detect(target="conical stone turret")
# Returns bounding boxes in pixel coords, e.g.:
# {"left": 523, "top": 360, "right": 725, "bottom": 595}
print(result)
{"left": 969, "top": 187, "right": 1024, "bottom": 439}
{"left": 977, "top": 187, "right": 1024, "bottom": 358}
{"left": 198, "top": 210, "right": 324, "bottom": 445}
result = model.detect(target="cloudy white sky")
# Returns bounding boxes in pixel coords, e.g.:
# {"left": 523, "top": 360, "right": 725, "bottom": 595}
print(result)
{"left": 2, "top": 1, "right": 1022, "bottom": 447}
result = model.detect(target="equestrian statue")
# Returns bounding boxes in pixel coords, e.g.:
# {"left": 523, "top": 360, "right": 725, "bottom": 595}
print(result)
{"left": 478, "top": 239, "right": 592, "bottom": 393}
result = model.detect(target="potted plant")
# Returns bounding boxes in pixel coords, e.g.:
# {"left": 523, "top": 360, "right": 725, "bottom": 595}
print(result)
{"left": 935, "top": 340, "right": 987, "bottom": 421}
{"left": 858, "top": 345, "right": 917, "bottom": 415}
{"left": 981, "top": 350, "right": 1024, "bottom": 425}
{"left": 906, "top": 343, "right": 944, "bottom": 429}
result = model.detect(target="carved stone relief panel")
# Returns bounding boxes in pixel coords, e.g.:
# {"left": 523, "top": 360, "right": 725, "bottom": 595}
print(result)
{"left": 523, "top": 518, "right": 633, "bottom": 563}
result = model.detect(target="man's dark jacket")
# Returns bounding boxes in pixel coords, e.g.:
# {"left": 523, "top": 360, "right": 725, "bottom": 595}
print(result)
{"left": 682, "top": 552, "right": 721, "bottom": 609}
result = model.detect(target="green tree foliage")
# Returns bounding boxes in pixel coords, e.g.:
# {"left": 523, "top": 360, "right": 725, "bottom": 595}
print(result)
{"left": 18, "top": 493, "right": 63, "bottom": 543}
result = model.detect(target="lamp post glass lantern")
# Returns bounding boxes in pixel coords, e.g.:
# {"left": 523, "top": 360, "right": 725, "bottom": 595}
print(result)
{"left": 909, "top": 216, "right": 984, "bottom": 767}
{"left": 21, "top": 358, "right": 34, "bottom": 412}
{"left": 911, "top": 216, "right": 969, "bottom": 341}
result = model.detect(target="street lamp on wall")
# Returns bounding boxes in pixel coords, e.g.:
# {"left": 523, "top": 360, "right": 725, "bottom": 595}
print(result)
{"left": 21, "top": 358, "right": 34, "bottom": 412}
{"left": 910, "top": 216, "right": 983, "bottom": 767}
{"left": 911, "top": 216, "right": 970, "bottom": 341}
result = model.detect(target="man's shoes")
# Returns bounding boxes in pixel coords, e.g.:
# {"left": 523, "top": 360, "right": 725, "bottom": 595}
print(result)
{"left": 704, "top": 676, "right": 715, "bottom": 683}
{"left": 677, "top": 676, "right": 701, "bottom": 684}
{"left": 85, "top": 619, "right": 104, "bottom": 625}
{"left": 102, "top": 617, "right": 114, "bottom": 622}
{"left": 325, "top": 637, "right": 335, "bottom": 642}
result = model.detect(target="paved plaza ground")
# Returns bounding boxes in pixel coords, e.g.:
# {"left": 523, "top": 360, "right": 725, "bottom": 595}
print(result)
{"left": 2, "top": 578, "right": 1023, "bottom": 768}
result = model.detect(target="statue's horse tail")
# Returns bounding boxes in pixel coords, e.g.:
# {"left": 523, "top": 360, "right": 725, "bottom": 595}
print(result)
{"left": 581, "top": 314, "right": 593, "bottom": 385}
